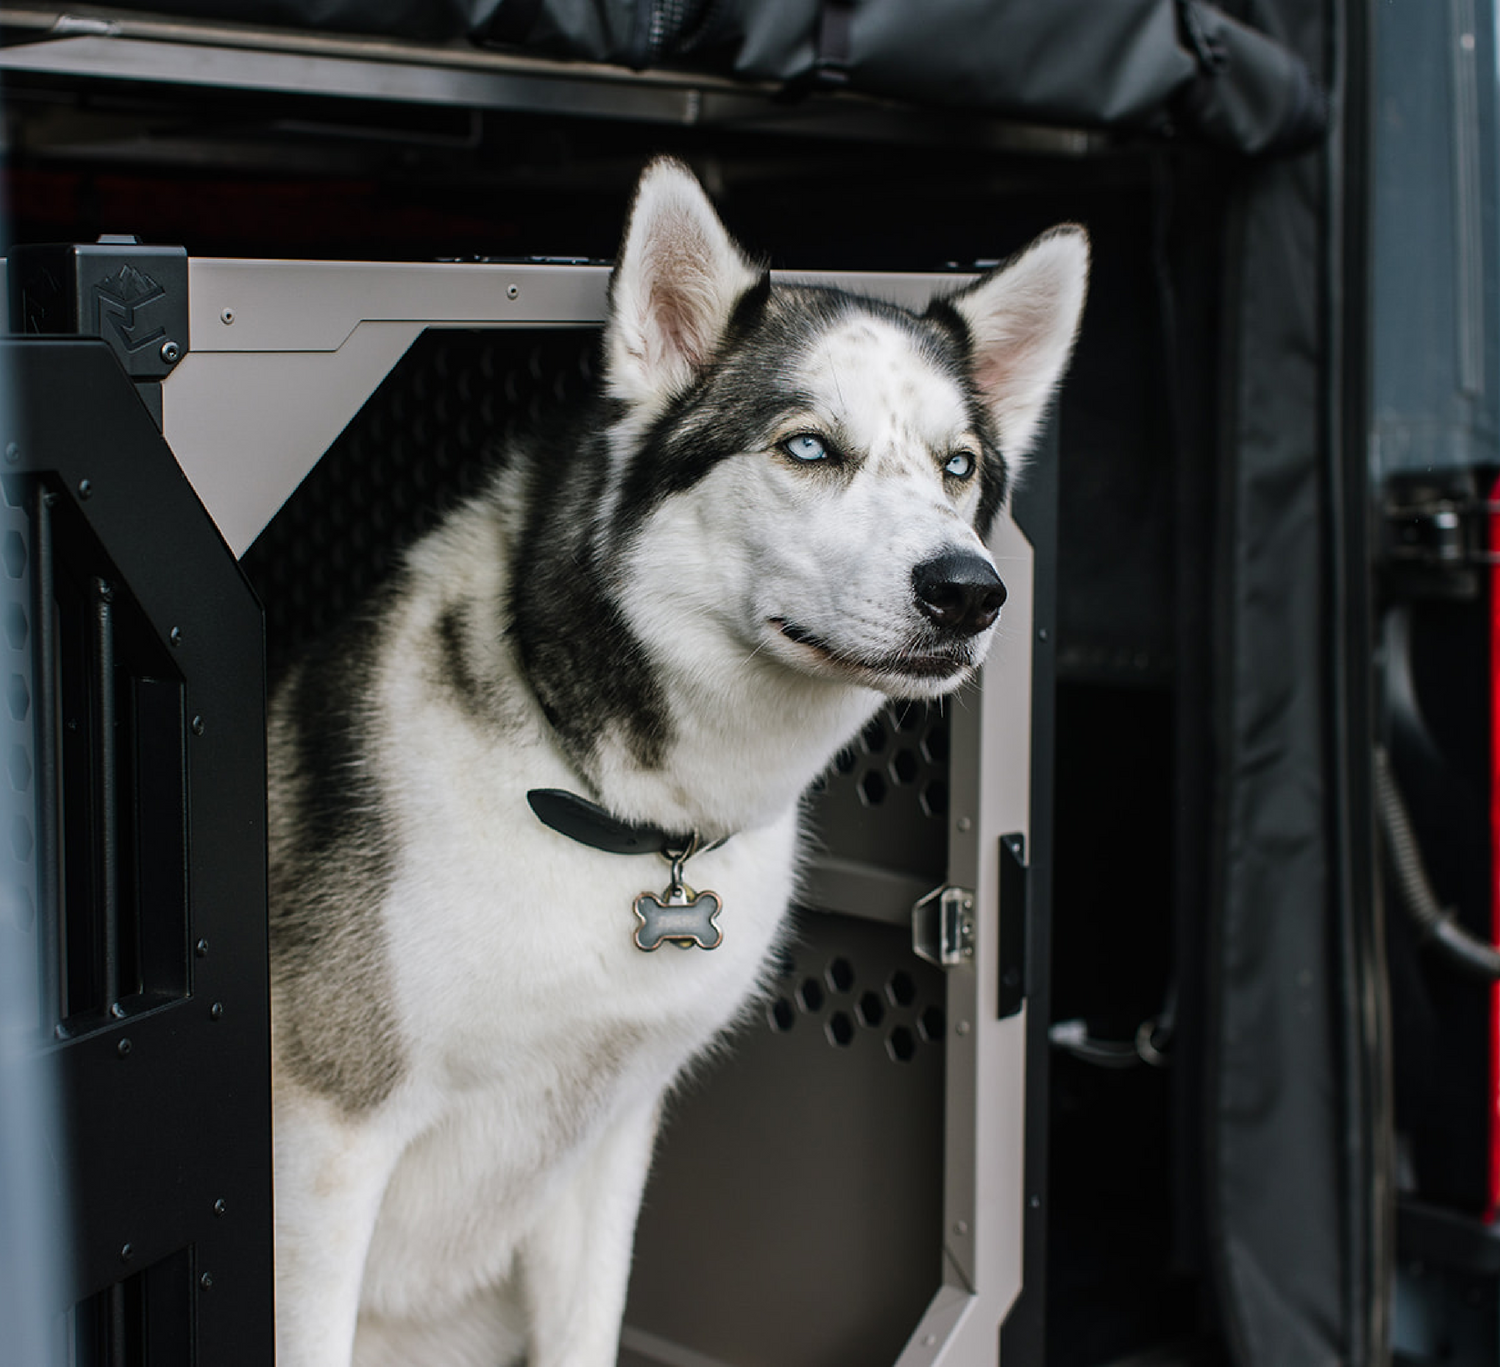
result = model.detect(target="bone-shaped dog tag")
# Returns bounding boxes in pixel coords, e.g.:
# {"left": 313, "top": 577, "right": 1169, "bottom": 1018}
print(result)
{"left": 633, "top": 884, "right": 723, "bottom": 951}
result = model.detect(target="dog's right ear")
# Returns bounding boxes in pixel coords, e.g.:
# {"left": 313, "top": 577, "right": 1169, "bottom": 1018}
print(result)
{"left": 605, "top": 158, "right": 762, "bottom": 410}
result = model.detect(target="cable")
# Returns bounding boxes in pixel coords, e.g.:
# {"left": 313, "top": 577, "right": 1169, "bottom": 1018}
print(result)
{"left": 1375, "top": 747, "right": 1500, "bottom": 982}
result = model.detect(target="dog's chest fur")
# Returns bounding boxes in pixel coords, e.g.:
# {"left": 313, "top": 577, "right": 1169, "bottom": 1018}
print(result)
{"left": 267, "top": 496, "right": 804, "bottom": 1317}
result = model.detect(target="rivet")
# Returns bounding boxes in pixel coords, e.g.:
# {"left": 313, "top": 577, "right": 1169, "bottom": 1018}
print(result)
{"left": 195, "top": 938, "right": 209, "bottom": 957}
{"left": 159, "top": 340, "right": 181, "bottom": 364}
{"left": 121, "top": 1243, "right": 134, "bottom": 1262}
{"left": 77, "top": 479, "right": 92, "bottom": 501}
{"left": 956, "top": 1020, "right": 971, "bottom": 1036}
{"left": 199, "top": 1271, "right": 213, "bottom": 1291}
{"left": 97, "top": 581, "right": 113, "bottom": 604}
{"left": 1030, "top": 1195, "right": 1041, "bottom": 1209}
{"left": 220, "top": 307, "right": 235, "bottom": 325}
{"left": 170, "top": 626, "right": 183, "bottom": 647}
{"left": 506, "top": 285, "right": 520, "bottom": 300}
{"left": 954, "top": 1219, "right": 969, "bottom": 1236}
{"left": 213, "top": 1198, "right": 227, "bottom": 1217}
{"left": 210, "top": 1001, "right": 224, "bottom": 1020}
{"left": 956, "top": 816, "right": 972, "bottom": 832}
{"left": 923, "top": 1335, "right": 937, "bottom": 1348}
{"left": 3, "top": 443, "right": 18, "bottom": 464}
{"left": 1038, "top": 627, "right": 1049, "bottom": 641}
{"left": 191, "top": 716, "right": 205, "bottom": 736}
{"left": 116, "top": 1037, "right": 131, "bottom": 1057}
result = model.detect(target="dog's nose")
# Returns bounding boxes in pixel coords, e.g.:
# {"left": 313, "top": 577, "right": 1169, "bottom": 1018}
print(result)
{"left": 912, "top": 551, "right": 1007, "bottom": 635}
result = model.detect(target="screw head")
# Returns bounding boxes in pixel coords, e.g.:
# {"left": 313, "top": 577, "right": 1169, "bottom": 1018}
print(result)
{"left": 3, "top": 443, "right": 18, "bottom": 464}
{"left": 170, "top": 626, "right": 183, "bottom": 647}
{"left": 77, "top": 479, "right": 92, "bottom": 501}
{"left": 213, "top": 1198, "right": 227, "bottom": 1217}
{"left": 191, "top": 715, "right": 205, "bottom": 736}
{"left": 506, "top": 284, "right": 520, "bottom": 300}
{"left": 199, "top": 1271, "right": 213, "bottom": 1290}
{"left": 195, "top": 938, "right": 209, "bottom": 957}
{"left": 160, "top": 340, "right": 181, "bottom": 364}
{"left": 117, "top": 1037, "right": 131, "bottom": 1057}
{"left": 210, "top": 1001, "right": 224, "bottom": 1020}
{"left": 121, "top": 1243, "right": 134, "bottom": 1262}
{"left": 220, "top": 307, "right": 235, "bottom": 325}
{"left": 953, "top": 1219, "right": 969, "bottom": 1236}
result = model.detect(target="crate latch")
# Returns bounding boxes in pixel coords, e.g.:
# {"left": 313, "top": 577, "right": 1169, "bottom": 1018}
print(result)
{"left": 912, "top": 885, "right": 975, "bottom": 968}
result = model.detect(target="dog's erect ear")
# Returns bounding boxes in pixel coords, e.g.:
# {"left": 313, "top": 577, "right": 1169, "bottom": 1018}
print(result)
{"left": 945, "top": 226, "right": 1090, "bottom": 460}
{"left": 606, "top": 158, "right": 762, "bottom": 409}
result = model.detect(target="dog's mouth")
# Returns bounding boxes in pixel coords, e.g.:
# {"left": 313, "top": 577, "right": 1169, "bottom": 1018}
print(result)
{"left": 768, "top": 618, "right": 970, "bottom": 682}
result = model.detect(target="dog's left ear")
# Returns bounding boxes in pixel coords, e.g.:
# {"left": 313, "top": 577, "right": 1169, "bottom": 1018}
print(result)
{"left": 606, "top": 157, "right": 762, "bottom": 409}
{"left": 944, "top": 225, "right": 1090, "bottom": 460}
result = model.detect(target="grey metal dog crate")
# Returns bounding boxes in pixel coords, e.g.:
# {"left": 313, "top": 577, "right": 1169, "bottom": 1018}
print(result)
{"left": 14, "top": 248, "right": 1055, "bottom": 1366}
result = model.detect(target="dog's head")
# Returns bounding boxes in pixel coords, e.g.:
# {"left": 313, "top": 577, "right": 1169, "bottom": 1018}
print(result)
{"left": 602, "top": 158, "right": 1088, "bottom": 702}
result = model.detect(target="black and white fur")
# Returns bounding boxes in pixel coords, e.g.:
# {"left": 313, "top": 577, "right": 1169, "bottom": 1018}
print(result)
{"left": 268, "top": 158, "right": 1088, "bottom": 1367}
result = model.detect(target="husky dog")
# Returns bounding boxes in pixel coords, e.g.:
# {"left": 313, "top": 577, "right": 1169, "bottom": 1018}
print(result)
{"left": 268, "top": 158, "right": 1087, "bottom": 1367}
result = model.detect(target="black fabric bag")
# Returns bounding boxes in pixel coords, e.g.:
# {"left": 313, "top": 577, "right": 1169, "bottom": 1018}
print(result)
{"left": 108, "top": 0, "right": 1327, "bottom": 157}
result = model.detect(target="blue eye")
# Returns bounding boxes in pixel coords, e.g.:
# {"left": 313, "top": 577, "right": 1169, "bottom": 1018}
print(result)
{"left": 783, "top": 433, "right": 829, "bottom": 463}
{"left": 945, "top": 450, "right": 977, "bottom": 479}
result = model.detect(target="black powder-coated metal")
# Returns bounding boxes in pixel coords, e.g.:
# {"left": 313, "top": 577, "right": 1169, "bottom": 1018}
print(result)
{"left": 3, "top": 337, "right": 271, "bottom": 1364}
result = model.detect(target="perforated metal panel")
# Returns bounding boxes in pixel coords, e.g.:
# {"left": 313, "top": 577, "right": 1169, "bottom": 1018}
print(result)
{"left": 241, "top": 327, "right": 598, "bottom": 680}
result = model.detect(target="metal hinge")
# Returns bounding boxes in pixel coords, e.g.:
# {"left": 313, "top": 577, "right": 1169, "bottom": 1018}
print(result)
{"left": 912, "top": 885, "right": 976, "bottom": 968}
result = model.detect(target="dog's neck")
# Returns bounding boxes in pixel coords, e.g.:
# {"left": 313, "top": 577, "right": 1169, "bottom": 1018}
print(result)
{"left": 585, "top": 648, "right": 885, "bottom": 842}
{"left": 509, "top": 551, "right": 879, "bottom": 843}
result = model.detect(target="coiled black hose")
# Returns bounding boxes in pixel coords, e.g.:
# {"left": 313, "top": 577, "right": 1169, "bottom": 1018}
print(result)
{"left": 1375, "top": 747, "right": 1500, "bottom": 982}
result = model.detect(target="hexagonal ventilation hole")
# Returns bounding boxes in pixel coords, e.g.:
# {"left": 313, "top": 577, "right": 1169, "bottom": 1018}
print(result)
{"left": 918, "top": 1005, "right": 946, "bottom": 1042}
{"left": 921, "top": 721, "right": 949, "bottom": 764}
{"left": 856, "top": 991, "right": 886, "bottom": 1028}
{"left": 920, "top": 780, "right": 949, "bottom": 817}
{"left": 10, "top": 814, "right": 31, "bottom": 861}
{"left": 886, "top": 969, "right": 917, "bottom": 1008}
{"left": 797, "top": 978, "right": 826, "bottom": 1013}
{"left": 825, "top": 957, "right": 855, "bottom": 993}
{"left": 826, "top": 1012, "right": 855, "bottom": 1048}
{"left": 890, "top": 749, "right": 920, "bottom": 785}
{"left": 768, "top": 998, "right": 796, "bottom": 1033}
{"left": 6, "top": 674, "right": 27, "bottom": 722}
{"left": 861, "top": 717, "right": 888, "bottom": 754}
{"left": 7, "top": 744, "right": 29, "bottom": 793}
{"left": 3, "top": 531, "right": 24, "bottom": 579}
{"left": 859, "top": 769, "right": 888, "bottom": 806}
{"left": 4, "top": 603, "right": 27, "bottom": 652}
{"left": 887, "top": 1026, "right": 917, "bottom": 1063}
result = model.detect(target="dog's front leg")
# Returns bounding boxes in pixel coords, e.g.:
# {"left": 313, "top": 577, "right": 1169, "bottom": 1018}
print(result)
{"left": 521, "top": 1098, "right": 662, "bottom": 1367}
{"left": 273, "top": 1091, "right": 404, "bottom": 1367}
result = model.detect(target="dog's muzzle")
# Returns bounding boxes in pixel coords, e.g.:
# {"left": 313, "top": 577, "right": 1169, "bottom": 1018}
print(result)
{"left": 912, "top": 550, "right": 1007, "bottom": 637}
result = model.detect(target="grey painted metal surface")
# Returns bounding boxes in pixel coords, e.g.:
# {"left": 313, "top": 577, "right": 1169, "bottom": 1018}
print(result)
{"left": 162, "top": 259, "right": 975, "bottom": 555}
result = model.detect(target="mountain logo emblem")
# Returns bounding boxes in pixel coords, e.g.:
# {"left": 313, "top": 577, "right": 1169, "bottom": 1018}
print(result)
{"left": 93, "top": 265, "right": 167, "bottom": 353}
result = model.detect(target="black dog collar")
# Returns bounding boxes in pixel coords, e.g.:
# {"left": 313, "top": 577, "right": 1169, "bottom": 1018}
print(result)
{"left": 526, "top": 788, "right": 699, "bottom": 856}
